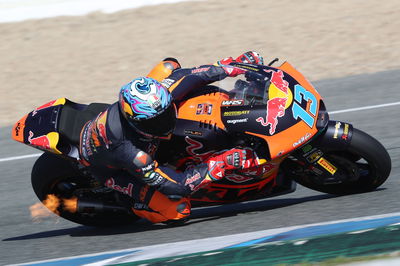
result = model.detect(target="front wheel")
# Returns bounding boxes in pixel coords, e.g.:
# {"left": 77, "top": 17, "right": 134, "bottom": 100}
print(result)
{"left": 288, "top": 128, "right": 391, "bottom": 195}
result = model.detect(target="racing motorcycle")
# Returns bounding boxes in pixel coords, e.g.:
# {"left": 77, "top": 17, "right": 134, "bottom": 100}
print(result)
{"left": 12, "top": 60, "right": 392, "bottom": 226}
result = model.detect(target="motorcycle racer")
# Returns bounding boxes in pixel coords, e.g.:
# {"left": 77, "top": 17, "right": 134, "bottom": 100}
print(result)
{"left": 79, "top": 51, "right": 265, "bottom": 223}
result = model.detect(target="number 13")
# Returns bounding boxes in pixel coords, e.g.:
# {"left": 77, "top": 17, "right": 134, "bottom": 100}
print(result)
{"left": 291, "top": 84, "right": 317, "bottom": 128}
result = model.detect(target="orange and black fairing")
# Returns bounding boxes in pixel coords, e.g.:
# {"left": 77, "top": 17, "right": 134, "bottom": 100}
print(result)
{"left": 216, "top": 62, "right": 326, "bottom": 160}
{"left": 190, "top": 156, "right": 289, "bottom": 206}
{"left": 157, "top": 62, "right": 329, "bottom": 205}
{"left": 12, "top": 98, "right": 67, "bottom": 154}
{"left": 247, "top": 62, "right": 324, "bottom": 159}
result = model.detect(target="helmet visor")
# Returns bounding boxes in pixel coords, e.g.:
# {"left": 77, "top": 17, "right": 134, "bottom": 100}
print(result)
{"left": 132, "top": 103, "right": 177, "bottom": 137}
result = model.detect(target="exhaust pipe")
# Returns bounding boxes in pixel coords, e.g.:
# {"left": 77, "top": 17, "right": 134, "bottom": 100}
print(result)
{"left": 76, "top": 198, "right": 130, "bottom": 214}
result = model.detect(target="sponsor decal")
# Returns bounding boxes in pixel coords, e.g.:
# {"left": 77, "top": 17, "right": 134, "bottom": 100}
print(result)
{"left": 256, "top": 97, "right": 287, "bottom": 134}
{"left": 144, "top": 171, "right": 164, "bottom": 186}
{"left": 185, "top": 171, "right": 202, "bottom": 190}
{"left": 235, "top": 64, "right": 259, "bottom": 71}
{"left": 80, "top": 123, "right": 93, "bottom": 157}
{"left": 333, "top": 122, "right": 350, "bottom": 140}
{"left": 161, "top": 78, "right": 174, "bottom": 88}
{"left": 147, "top": 94, "right": 162, "bottom": 110}
{"left": 191, "top": 67, "right": 210, "bottom": 74}
{"left": 140, "top": 162, "right": 155, "bottom": 173}
{"left": 302, "top": 144, "right": 313, "bottom": 153}
{"left": 333, "top": 121, "right": 341, "bottom": 139}
{"left": 221, "top": 100, "right": 244, "bottom": 106}
{"left": 184, "top": 129, "right": 203, "bottom": 136}
{"left": 311, "top": 166, "right": 324, "bottom": 175}
{"left": 223, "top": 110, "right": 250, "bottom": 116}
{"left": 306, "top": 150, "right": 323, "bottom": 163}
{"left": 256, "top": 70, "right": 294, "bottom": 135}
{"left": 14, "top": 122, "right": 21, "bottom": 136}
{"left": 317, "top": 157, "right": 337, "bottom": 175}
{"left": 342, "top": 123, "right": 350, "bottom": 140}
{"left": 293, "top": 133, "right": 312, "bottom": 147}
{"left": 196, "top": 103, "right": 213, "bottom": 115}
{"left": 133, "top": 203, "right": 149, "bottom": 210}
{"left": 86, "top": 120, "right": 101, "bottom": 148}
{"left": 226, "top": 118, "right": 248, "bottom": 124}
{"left": 28, "top": 131, "right": 50, "bottom": 150}
{"left": 105, "top": 178, "right": 133, "bottom": 197}
{"left": 185, "top": 173, "right": 201, "bottom": 186}
{"left": 265, "top": 69, "right": 289, "bottom": 94}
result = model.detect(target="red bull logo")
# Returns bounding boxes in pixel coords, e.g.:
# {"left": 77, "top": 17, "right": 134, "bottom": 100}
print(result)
{"left": 256, "top": 97, "right": 287, "bottom": 135}
{"left": 266, "top": 69, "right": 289, "bottom": 94}
{"left": 28, "top": 131, "right": 50, "bottom": 150}
{"left": 105, "top": 178, "right": 133, "bottom": 197}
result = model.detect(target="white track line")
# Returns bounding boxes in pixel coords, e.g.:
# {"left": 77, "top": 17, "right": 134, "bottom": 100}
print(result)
{"left": 0, "top": 153, "right": 42, "bottom": 162}
{"left": 1, "top": 101, "right": 399, "bottom": 163}
{"left": 330, "top": 101, "right": 400, "bottom": 114}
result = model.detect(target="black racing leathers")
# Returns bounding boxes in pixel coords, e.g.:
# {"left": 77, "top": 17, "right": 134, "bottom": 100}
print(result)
{"left": 79, "top": 64, "right": 228, "bottom": 199}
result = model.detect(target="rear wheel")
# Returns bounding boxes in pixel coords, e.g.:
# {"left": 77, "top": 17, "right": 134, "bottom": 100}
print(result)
{"left": 31, "top": 152, "right": 138, "bottom": 226}
{"left": 287, "top": 128, "right": 391, "bottom": 195}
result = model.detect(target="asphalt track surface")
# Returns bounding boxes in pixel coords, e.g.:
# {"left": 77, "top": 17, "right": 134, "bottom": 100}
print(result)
{"left": 1, "top": 69, "right": 399, "bottom": 265}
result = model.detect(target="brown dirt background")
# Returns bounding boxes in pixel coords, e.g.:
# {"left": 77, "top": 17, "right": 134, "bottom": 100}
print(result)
{"left": 1, "top": 0, "right": 399, "bottom": 127}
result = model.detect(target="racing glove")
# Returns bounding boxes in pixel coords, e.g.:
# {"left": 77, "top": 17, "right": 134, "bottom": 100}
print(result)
{"left": 186, "top": 148, "right": 267, "bottom": 193}
{"left": 236, "top": 51, "right": 264, "bottom": 65}
{"left": 205, "top": 148, "right": 262, "bottom": 180}
{"left": 216, "top": 51, "right": 264, "bottom": 77}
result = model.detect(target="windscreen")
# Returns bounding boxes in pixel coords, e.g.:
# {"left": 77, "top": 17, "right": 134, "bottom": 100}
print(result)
{"left": 214, "top": 66, "right": 271, "bottom": 106}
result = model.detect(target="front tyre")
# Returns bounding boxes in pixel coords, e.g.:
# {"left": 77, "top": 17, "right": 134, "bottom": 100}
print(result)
{"left": 290, "top": 128, "right": 391, "bottom": 195}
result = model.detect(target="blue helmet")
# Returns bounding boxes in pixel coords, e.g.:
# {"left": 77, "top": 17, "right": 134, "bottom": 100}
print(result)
{"left": 119, "top": 77, "right": 176, "bottom": 138}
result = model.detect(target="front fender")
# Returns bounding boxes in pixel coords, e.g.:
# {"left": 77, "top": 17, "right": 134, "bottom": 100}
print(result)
{"left": 314, "top": 120, "right": 353, "bottom": 151}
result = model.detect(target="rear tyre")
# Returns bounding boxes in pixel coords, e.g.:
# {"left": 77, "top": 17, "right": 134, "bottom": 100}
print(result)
{"left": 31, "top": 152, "right": 138, "bottom": 226}
{"left": 289, "top": 128, "right": 391, "bottom": 195}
